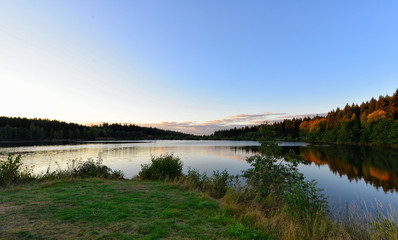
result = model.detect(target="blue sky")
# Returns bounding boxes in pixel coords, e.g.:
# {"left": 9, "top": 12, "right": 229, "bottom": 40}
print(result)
{"left": 1, "top": 1, "right": 397, "bottom": 134}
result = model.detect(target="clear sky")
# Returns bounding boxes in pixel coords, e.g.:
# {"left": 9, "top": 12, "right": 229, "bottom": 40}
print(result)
{"left": 1, "top": 1, "right": 397, "bottom": 134}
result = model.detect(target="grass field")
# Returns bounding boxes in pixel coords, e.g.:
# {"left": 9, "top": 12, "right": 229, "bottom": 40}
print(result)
{"left": 0, "top": 178, "right": 269, "bottom": 240}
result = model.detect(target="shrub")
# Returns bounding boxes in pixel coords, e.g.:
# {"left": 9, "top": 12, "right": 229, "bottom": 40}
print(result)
{"left": 185, "top": 168, "right": 233, "bottom": 198}
{"left": 187, "top": 167, "right": 209, "bottom": 188}
{"left": 72, "top": 155, "right": 124, "bottom": 179}
{"left": 0, "top": 154, "right": 34, "bottom": 185}
{"left": 209, "top": 170, "right": 232, "bottom": 198}
{"left": 282, "top": 179, "right": 328, "bottom": 218}
{"left": 243, "top": 150, "right": 327, "bottom": 218}
{"left": 0, "top": 154, "right": 23, "bottom": 185}
{"left": 139, "top": 153, "right": 183, "bottom": 180}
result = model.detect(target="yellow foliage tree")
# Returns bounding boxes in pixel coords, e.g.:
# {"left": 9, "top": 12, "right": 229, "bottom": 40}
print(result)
{"left": 367, "top": 110, "right": 386, "bottom": 123}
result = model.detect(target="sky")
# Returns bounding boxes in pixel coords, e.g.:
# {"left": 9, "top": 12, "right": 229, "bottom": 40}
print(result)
{"left": 1, "top": 1, "right": 397, "bottom": 135}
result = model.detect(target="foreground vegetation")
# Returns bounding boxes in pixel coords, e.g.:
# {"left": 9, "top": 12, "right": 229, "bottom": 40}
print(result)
{"left": 0, "top": 155, "right": 264, "bottom": 239}
{"left": 1, "top": 147, "right": 398, "bottom": 239}
{"left": 0, "top": 179, "right": 264, "bottom": 239}
{"left": 0, "top": 154, "right": 124, "bottom": 186}
{"left": 140, "top": 149, "right": 398, "bottom": 240}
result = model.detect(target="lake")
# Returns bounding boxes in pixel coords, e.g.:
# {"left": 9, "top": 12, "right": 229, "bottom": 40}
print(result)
{"left": 1, "top": 140, "right": 397, "bottom": 218}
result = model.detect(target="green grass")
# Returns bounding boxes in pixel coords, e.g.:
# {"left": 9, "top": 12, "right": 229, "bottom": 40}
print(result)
{"left": 0, "top": 178, "right": 270, "bottom": 240}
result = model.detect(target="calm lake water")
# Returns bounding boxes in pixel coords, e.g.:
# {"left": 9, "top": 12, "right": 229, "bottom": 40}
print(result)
{"left": 1, "top": 140, "right": 397, "bottom": 218}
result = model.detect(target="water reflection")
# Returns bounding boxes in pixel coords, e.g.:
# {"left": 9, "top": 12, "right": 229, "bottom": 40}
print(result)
{"left": 229, "top": 146, "right": 259, "bottom": 156}
{"left": 298, "top": 145, "right": 398, "bottom": 193}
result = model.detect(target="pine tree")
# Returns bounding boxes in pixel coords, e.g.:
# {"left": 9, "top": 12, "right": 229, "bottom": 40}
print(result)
{"left": 369, "top": 98, "right": 377, "bottom": 112}
{"left": 376, "top": 95, "right": 388, "bottom": 112}
{"left": 390, "top": 89, "right": 398, "bottom": 119}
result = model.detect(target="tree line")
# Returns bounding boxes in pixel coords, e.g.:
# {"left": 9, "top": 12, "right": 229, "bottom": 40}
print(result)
{"left": 209, "top": 89, "right": 398, "bottom": 145}
{"left": 0, "top": 117, "right": 197, "bottom": 141}
{"left": 2, "top": 89, "right": 397, "bottom": 144}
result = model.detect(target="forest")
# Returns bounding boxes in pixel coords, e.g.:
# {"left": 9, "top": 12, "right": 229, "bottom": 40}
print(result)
{"left": 0, "top": 118, "right": 196, "bottom": 141}
{"left": 1, "top": 89, "right": 397, "bottom": 144}
{"left": 209, "top": 89, "right": 398, "bottom": 145}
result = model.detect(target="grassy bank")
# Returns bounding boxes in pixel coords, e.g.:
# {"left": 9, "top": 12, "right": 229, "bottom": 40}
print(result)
{"left": 0, "top": 178, "right": 266, "bottom": 240}
{"left": 2, "top": 179, "right": 397, "bottom": 240}
{"left": 138, "top": 151, "right": 398, "bottom": 239}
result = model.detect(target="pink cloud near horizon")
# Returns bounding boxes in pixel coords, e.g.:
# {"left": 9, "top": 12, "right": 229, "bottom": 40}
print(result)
{"left": 138, "top": 112, "right": 326, "bottom": 135}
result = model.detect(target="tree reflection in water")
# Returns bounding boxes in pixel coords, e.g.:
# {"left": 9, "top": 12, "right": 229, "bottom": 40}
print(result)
{"left": 297, "top": 145, "right": 398, "bottom": 193}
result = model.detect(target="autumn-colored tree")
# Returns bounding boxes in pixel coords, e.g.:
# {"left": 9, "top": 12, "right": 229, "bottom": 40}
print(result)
{"left": 207, "top": 89, "right": 398, "bottom": 145}
{"left": 367, "top": 110, "right": 386, "bottom": 123}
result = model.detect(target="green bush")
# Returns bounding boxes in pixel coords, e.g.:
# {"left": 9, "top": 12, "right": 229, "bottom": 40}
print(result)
{"left": 139, "top": 153, "right": 183, "bottom": 180}
{"left": 0, "top": 154, "right": 34, "bottom": 185}
{"left": 243, "top": 143, "right": 327, "bottom": 218}
{"left": 0, "top": 154, "right": 23, "bottom": 185}
{"left": 209, "top": 170, "right": 232, "bottom": 198}
{"left": 282, "top": 179, "right": 327, "bottom": 218}
{"left": 72, "top": 155, "right": 124, "bottom": 179}
{"left": 187, "top": 167, "right": 208, "bottom": 188}
{"left": 185, "top": 168, "right": 233, "bottom": 198}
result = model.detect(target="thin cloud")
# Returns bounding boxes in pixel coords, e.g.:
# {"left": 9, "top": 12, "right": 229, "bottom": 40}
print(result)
{"left": 276, "top": 113, "right": 327, "bottom": 120}
{"left": 139, "top": 112, "right": 288, "bottom": 135}
{"left": 89, "top": 112, "right": 328, "bottom": 135}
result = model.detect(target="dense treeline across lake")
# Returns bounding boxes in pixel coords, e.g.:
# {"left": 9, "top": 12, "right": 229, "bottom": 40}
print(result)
{"left": 0, "top": 117, "right": 197, "bottom": 141}
{"left": 2, "top": 89, "right": 397, "bottom": 144}
{"left": 210, "top": 89, "right": 398, "bottom": 145}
